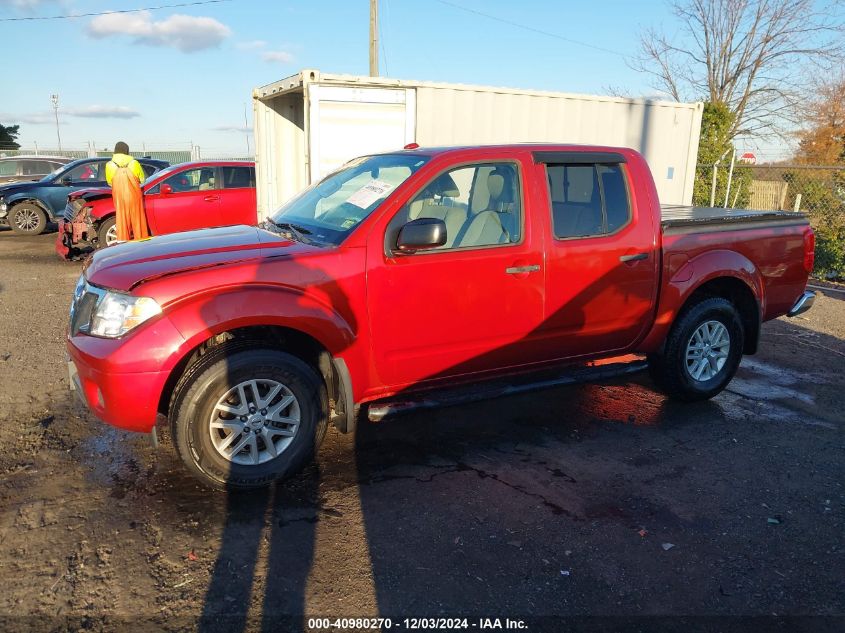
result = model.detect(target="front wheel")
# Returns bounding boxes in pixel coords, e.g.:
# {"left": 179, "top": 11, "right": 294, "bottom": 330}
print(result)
{"left": 648, "top": 297, "right": 744, "bottom": 401}
{"left": 97, "top": 216, "right": 118, "bottom": 248}
{"left": 9, "top": 203, "right": 47, "bottom": 235}
{"left": 170, "top": 348, "right": 328, "bottom": 490}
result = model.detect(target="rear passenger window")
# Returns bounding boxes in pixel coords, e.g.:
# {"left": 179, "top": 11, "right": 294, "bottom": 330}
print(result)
{"left": 391, "top": 162, "right": 522, "bottom": 251}
{"left": 547, "top": 163, "right": 630, "bottom": 238}
{"left": 221, "top": 166, "right": 255, "bottom": 189}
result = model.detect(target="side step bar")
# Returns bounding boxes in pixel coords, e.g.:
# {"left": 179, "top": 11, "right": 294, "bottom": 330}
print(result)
{"left": 367, "top": 359, "right": 647, "bottom": 422}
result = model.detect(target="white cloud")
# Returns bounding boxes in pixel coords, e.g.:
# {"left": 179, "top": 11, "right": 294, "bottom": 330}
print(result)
{"left": 2, "top": 105, "right": 140, "bottom": 124}
{"left": 0, "top": 0, "right": 56, "bottom": 9}
{"left": 236, "top": 39, "right": 267, "bottom": 50}
{"left": 1, "top": 111, "right": 53, "bottom": 125}
{"left": 213, "top": 124, "right": 252, "bottom": 132}
{"left": 65, "top": 105, "right": 140, "bottom": 119}
{"left": 262, "top": 50, "right": 294, "bottom": 64}
{"left": 87, "top": 11, "right": 231, "bottom": 53}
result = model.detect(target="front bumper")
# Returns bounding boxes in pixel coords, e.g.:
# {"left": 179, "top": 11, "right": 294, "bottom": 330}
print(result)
{"left": 787, "top": 290, "right": 815, "bottom": 317}
{"left": 66, "top": 313, "right": 188, "bottom": 434}
{"left": 55, "top": 220, "right": 72, "bottom": 259}
{"left": 67, "top": 347, "right": 169, "bottom": 433}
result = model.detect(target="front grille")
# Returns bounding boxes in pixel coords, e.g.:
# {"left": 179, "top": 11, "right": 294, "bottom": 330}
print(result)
{"left": 64, "top": 199, "right": 84, "bottom": 222}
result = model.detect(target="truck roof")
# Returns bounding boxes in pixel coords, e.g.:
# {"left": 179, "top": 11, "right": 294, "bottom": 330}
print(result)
{"left": 388, "top": 143, "right": 638, "bottom": 157}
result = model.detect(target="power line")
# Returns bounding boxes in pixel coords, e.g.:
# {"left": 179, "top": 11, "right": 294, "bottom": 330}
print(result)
{"left": 0, "top": 0, "right": 232, "bottom": 22}
{"left": 433, "top": 0, "right": 628, "bottom": 59}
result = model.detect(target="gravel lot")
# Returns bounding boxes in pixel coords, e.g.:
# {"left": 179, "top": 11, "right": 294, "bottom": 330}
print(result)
{"left": 0, "top": 229, "right": 842, "bottom": 632}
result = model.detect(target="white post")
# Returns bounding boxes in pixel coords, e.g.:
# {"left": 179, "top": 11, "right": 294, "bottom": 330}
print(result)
{"left": 723, "top": 150, "right": 736, "bottom": 208}
{"left": 793, "top": 193, "right": 802, "bottom": 212}
{"left": 709, "top": 164, "right": 718, "bottom": 207}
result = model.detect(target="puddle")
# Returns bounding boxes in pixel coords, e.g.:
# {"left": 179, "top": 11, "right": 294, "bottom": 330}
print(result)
{"left": 728, "top": 357, "right": 819, "bottom": 406}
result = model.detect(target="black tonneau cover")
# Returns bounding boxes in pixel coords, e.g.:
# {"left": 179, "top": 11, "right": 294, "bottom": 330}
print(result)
{"left": 661, "top": 205, "right": 808, "bottom": 235}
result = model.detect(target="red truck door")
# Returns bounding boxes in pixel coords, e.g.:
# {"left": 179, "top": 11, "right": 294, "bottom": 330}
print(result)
{"left": 535, "top": 152, "right": 658, "bottom": 358}
{"left": 367, "top": 157, "right": 547, "bottom": 388}
{"left": 218, "top": 164, "right": 257, "bottom": 225}
{"left": 145, "top": 166, "right": 222, "bottom": 235}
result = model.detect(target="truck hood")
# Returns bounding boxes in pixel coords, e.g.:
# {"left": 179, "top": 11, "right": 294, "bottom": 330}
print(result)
{"left": 84, "top": 224, "right": 310, "bottom": 292}
{"left": 0, "top": 181, "right": 48, "bottom": 197}
{"left": 69, "top": 186, "right": 112, "bottom": 202}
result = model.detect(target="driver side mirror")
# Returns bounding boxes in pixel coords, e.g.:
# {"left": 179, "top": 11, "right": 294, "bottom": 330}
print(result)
{"left": 60, "top": 176, "right": 72, "bottom": 186}
{"left": 160, "top": 183, "right": 173, "bottom": 195}
{"left": 396, "top": 217, "right": 447, "bottom": 254}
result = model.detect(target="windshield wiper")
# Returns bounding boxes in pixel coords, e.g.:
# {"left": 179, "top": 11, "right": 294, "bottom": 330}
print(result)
{"left": 262, "top": 219, "right": 314, "bottom": 244}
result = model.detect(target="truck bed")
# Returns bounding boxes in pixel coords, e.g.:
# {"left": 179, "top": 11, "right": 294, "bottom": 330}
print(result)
{"left": 661, "top": 205, "right": 808, "bottom": 235}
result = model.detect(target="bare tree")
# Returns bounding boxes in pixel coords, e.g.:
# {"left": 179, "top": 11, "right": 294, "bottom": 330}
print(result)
{"left": 636, "top": 0, "right": 845, "bottom": 138}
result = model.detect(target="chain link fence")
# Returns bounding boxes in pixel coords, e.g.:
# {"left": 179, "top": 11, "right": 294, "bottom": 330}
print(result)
{"left": 0, "top": 147, "right": 251, "bottom": 163}
{"left": 693, "top": 163, "right": 845, "bottom": 278}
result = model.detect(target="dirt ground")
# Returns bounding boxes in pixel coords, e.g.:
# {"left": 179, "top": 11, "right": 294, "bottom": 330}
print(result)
{"left": 0, "top": 229, "right": 842, "bottom": 632}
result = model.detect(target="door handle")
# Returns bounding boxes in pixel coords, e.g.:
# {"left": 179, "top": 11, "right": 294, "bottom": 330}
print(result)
{"left": 619, "top": 253, "right": 648, "bottom": 263}
{"left": 203, "top": 195, "right": 220, "bottom": 202}
{"left": 505, "top": 264, "right": 540, "bottom": 274}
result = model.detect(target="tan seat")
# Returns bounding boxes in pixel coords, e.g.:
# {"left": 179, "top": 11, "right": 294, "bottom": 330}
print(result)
{"left": 455, "top": 169, "right": 515, "bottom": 247}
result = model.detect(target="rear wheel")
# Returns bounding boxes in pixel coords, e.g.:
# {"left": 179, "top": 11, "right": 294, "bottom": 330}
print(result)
{"left": 9, "top": 202, "right": 47, "bottom": 235}
{"left": 647, "top": 297, "right": 744, "bottom": 401}
{"left": 97, "top": 217, "right": 118, "bottom": 248}
{"left": 170, "top": 347, "right": 328, "bottom": 490}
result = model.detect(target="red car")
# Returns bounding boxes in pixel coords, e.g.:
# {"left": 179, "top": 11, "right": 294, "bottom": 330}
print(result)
{"left": 56, "top": 160, "right": 256, "bottom": 258}
{"left": 66, "top": 144, "right": 815, "bottom": 489}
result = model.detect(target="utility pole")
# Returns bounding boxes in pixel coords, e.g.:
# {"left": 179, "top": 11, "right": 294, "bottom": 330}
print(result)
{"left": 50, "top": 94, "right": 62, "bottom": 152}
{"left": 244, "top": 102, "right": 251, "bottom": 156}
{"left": 369, "top": 0, "right": 378, "bottom": 76}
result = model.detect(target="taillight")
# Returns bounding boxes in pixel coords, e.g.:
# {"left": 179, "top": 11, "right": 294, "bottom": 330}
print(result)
{"left": 803, "top": 227, "right": 815, "bottom": 274}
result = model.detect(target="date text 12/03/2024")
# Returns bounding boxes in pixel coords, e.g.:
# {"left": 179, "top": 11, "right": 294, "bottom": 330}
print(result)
{"left": 307, "top": 617, "right": 528, "bottom": 629}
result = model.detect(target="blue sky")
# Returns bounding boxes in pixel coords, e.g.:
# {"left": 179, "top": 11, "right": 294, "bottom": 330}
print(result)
{"left": 0, "top": 0, "right": 786, "bottom": 158}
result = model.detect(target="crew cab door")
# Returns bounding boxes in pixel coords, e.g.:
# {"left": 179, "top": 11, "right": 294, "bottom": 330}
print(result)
{"left": 536, "top": 152, "right": 658, "bottom": 358}
{"left": 145, "top": 166, "right": 222, "bottom": 235}
{"left": 367, "top": 157, "right": 546, "bottom": 389}
{"left": 218, "top": 164, "right": 257, "bottom": 226}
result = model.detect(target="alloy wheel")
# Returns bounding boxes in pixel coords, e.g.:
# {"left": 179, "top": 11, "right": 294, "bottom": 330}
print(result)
{"left": 208, "top": 378, "right": 301, "bottom": 465}
{"left": 685, "top": 320, "right": 731, "bottom": 381}
{"left": 14, "top": 208, "right": 40, "bottom": 232}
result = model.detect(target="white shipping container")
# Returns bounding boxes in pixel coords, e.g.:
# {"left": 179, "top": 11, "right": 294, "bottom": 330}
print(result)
{"left": 253, "top": 69, "right": 703, "bottom": 217}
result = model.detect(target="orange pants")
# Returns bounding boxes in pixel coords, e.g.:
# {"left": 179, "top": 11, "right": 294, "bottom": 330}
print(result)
{"left": 112, "top": 169, "right": 149, "bottom": 241}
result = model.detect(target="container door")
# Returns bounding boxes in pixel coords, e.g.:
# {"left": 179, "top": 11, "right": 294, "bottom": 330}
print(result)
{"left": 309, "top": 85, "right": 415, "bottom": 183}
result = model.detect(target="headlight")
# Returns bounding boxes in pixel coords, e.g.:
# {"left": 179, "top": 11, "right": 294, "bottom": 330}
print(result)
{"left": 89, "top": 291, "right": 162, "bottom": 337}
{"left": 0, "top": 198, "right": 7, "bottom": 215}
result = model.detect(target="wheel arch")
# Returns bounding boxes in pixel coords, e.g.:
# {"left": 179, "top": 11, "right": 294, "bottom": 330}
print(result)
{"left": 7, "top": 196, "right": 50, "bottom": 216}
{"left": 639, "top": 249, "right": 763, "bottom": 355}
{"left": 158, "top": 324, "right": 356, "bottom": 434}
{"left": 679, "top": 276, "right": 760, "bottom": 354}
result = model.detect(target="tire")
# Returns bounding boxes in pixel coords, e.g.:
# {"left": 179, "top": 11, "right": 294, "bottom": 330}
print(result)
{"left": 647, "top": 297, "right": 744, "bottom": 402}
{"left": 97, "top": 216, "right": 118, "bottom": 248}
{"left": 9, "top": 202, "right": 47, "bottom": 235}
{"left": 170, "top": 347, "right": 328, "bottom": 490}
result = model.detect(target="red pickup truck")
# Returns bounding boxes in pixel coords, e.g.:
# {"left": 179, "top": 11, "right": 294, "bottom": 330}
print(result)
{"left": 67, "top": 144, "right": 816, "bottom": 489}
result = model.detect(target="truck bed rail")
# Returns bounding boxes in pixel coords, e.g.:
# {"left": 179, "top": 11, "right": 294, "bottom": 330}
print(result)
{"left": 661, "top": 205, "right": 808, "bottom": 235}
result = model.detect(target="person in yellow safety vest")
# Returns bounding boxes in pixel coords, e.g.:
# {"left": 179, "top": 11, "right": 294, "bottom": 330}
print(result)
{"left": 105, "top": 141, "right": 149, "bottom": 242}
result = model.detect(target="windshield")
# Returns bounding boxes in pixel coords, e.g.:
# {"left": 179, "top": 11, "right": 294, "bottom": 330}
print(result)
{"left": 39, "top": 159, "right": 90, "bottom": 183}
{"left": 268, "top": 153, "right": 429, "bottom": 246}
{"left": 145, "top": 162, "right": 183, "bottom": 184}
{"left": 40, "top": 165, "right": 67, "bottom": 182}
